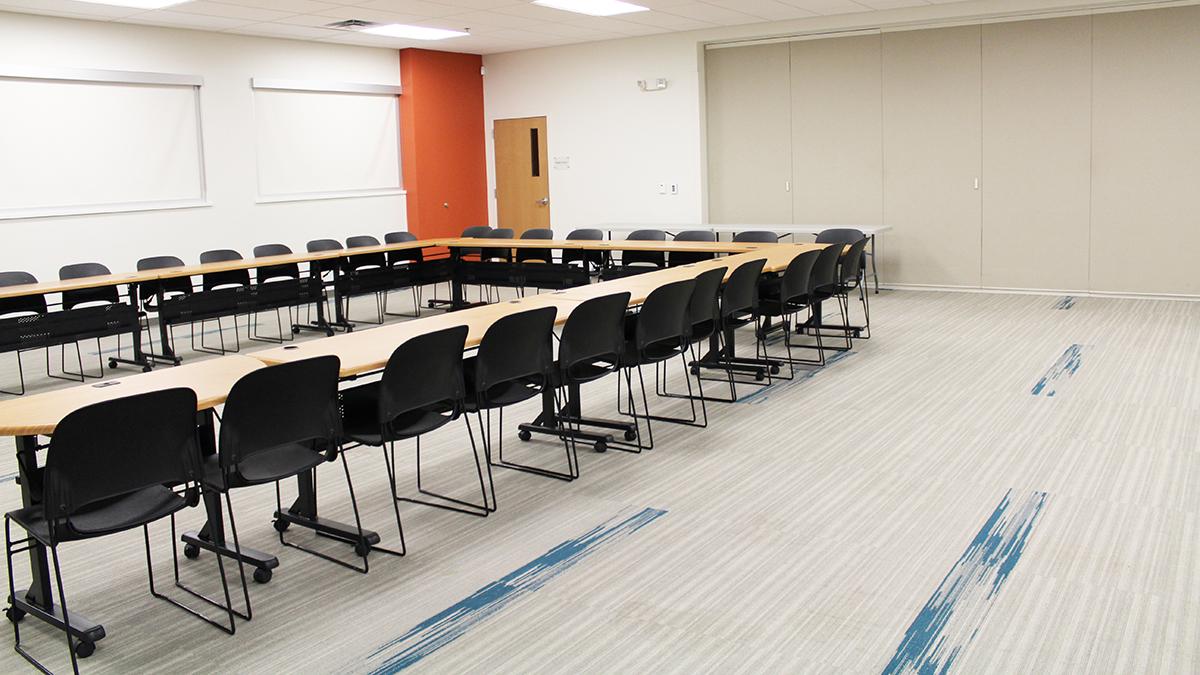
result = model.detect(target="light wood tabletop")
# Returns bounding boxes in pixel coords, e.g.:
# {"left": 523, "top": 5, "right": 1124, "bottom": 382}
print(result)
{"left": 0, "top": 355, "right": 263, "bottom": 436}
{"left": 0, "top": 272, "right": 147, "bottom": 300}
{"left": 252, "top": 292, "right": 586, "bottom": 377}
{"left": 438, "top": 238, "right": 767, "bottom": 253}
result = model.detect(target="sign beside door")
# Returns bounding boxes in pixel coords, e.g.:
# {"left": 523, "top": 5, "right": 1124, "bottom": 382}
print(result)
{"left": 494, "top": 116, "right": 550, "bottom": 236}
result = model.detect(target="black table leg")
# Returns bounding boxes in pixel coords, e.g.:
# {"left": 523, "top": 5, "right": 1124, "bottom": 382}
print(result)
{"left": 518, "top": 382, "right": 636, "bottom": 452}
{"left": 107, "top": 283, "right": 154, "bottom": 372}
{"left": 8, "top": 435, "right": 106, "bottom": 648}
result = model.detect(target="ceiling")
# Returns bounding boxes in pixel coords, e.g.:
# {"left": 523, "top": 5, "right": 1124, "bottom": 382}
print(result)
{"left": 0, "top": 0, "right": 999, "bottom": 53}
{"left": 0, "top": 0, "right": 1136, "bottom": 54}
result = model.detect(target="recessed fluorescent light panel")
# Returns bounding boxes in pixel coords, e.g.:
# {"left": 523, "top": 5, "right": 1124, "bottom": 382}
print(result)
{"left": 361, "top": 24, "right": 469, "bottom": 40}
{"left": 532, "top": 0, "right": 650, "bottom": 17}
{"left": 72, "top": 0, "right": 188, "bottom": 8}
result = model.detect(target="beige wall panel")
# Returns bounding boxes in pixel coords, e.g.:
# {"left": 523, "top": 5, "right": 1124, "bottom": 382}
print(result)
{"left": 981, "top": 16, "right": 1093, "bottom": 291}
{"left": 882, "top": 26, "right": 982, "bottom": 286}
{"left": 705, "top": 43, "right": 793, "bottom": 224}
{"left": 790, "top": 34, "right": 883, "bottom": 226}
{"left": 1091, "top": 6, "right": 1200, "bottom": 295}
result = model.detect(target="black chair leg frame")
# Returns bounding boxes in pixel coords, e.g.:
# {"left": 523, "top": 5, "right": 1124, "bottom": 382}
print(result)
{"left": 272, "top": 450, "right": 402, "bottom": 575}
{"left": 643, "top": 350, "right": 709, "bottom": 427}
{"left": 691, "top": 318, "right": 780, "bottom": 402}
{"left": 383, "top": 285, "right": 422, "bottom": 319}
{"left": 609, "top": 365, "right": 655, "bottom": 453}
{"left": 46, "top": 340, "right": 103, "bottom": 384}
{"left": 483, "top": 404, "right": 579, "bottom": 484}
{"left": 0, "top": 350, "right": 29, "bottom": 396}
{"left": 191, "top": 317, "right": 241, "bottom": 356}
{"left": 5, "top": 505, "right": 237, "bottom": 675}
{"left": 247, "top": 307, "right": 295, "bottom": 345}
{"left": 385, "top": 415, "right": 493, "bottom": 518}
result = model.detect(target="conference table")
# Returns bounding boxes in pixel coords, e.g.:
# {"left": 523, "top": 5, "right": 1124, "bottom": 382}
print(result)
{"left": 597, "top": 223, "right": 889, "bottom": 293}
{"left": 0, "top": 236, "right": 829, "bottom": 650}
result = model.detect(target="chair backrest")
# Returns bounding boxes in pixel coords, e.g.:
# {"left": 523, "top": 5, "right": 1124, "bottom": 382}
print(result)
{"left": 838, "top": 237, "right": 870, "bottom": 284}
{"left": 815, "top": 228, "right": 865, "bottom": 244}
{"left": 564, "top": 229, "right": 605, "bottom": 267}
{"left": 517, "top": 228, "right": 554, "bottom": 263}
{"left": 566, "top": 228, "right": 603, "bottom": 241}
{"left": 0, "top": 271, "right": 47, "bottom": 316}
{"left": 623, "top": 229, "right": 667, "bottom": 267}
{"left": 219, "top": 356, "right": 342, "bottom": 469}
{"left": 461, "top": 226, "right": 492, "bottom": 238}
{"left": 136, "top": 256, "right": 192, "bottom": 300}
{"left": 345, "top": 235, "right": 386, "bottom": 270}
{"left": 385, "top": 231, "right": 423, "bottom": 264}
{"left": 59, "top": 262, "right": 119, "bottom": 309}
{"left": 307, "top": 239, "right": 344, "bottom": 253}
{"left": 377, "top": 325, "right": 468, "bottom": 428}
{"left": 668, "top": 230, "right": 717, "bottom": 267}
{"left": 483, "top": 228, "right": 515, "bottom": 261}
{"left": 733, "top": 230, "right": 779, "bottom": 244}
{"left": 809, "top": 244, "right": 844, "bottom": 294}
{"left": 44, "top": 388, "right": 199, "bottom": 524}
{"left": 473, "top": 306, "right": 556, "bottom": 399}
{"left": 686, "top": 267, "right": 726, "bottom": 339}
{"left": 558, "top": 292, "right": 629, "bottom": 382}
{"left": 253, "top": 244, "right": 299, "bottom": 282}
{"left": 199, "top": 249, "right": 250, "bottom": 291}
{"left": 487, "top": 228, "right": 515, "bottom": 239}
{"left": 635, "top": 279, "right": 695, "bottom": 350}
{"left": 719, "top": 259, "right": 766, "bottom": 319}
{"left": 779, "top": 249, "right": 821, "bottom": 305}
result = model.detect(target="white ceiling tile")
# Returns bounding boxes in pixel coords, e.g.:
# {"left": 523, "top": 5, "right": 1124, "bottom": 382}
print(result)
{"left": 658, "top": 2, "right": 763, "bottom": 24}
{"left": 612, "top": 9, "right": 711, "bottom": 30}
{"left": 124, "top": 8, "right": 258, "bottom": 29}
{"left": 781, "top": 0, "right": 872, "bottom": 14}
{"left": 0, "top": 0, "right": 143, "bottom": 18}
{"left": 437, "top": 9, "right": 553, "bottom": 30}
{"left": 170, "top": 0, "right": 297, "bottom": 21}
{"left": 855, "top": 0, "right": 931, "bottom": 8}
{"left": 229, "top": 20, "right": 336, "bottom": 36}
{"left": 219, "top": 0, "right": 342, "bottom": 12}
{"left": 351, "top": 0, "right": 464, "bottom": 16}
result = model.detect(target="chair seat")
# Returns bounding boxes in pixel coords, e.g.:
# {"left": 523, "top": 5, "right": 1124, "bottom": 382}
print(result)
{"left": 203, "top": 443, "right": 325, "bottom": 489}
{"left": 340, "top": 381, "right": 457, "bottom": 445}
{"left": 759, "top": 296, "right": 809, "bottom": 318}
{"left": 7, "top": 486, "right": 187, "bottom": 544}
{"left": 553, "top": 360, "right": 614, "bottom": 387}
{"left": 462, "top": 357, "right": 544, "bottom": 409}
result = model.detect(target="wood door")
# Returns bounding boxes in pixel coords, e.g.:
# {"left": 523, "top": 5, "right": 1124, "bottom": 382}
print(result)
{"left": 494, "top": 116, "right": 550, "bottom": 235}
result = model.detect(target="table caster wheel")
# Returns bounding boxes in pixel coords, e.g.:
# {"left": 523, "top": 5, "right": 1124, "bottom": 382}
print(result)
{"left": 755, "top": 371, "right": 765, "bottom": 381}
{"left": 74, "top": 638, "right": 95, "bottom": 659}
{"left": 354, "top": 542, "right": 371, "bottom": 558}
{"left": 517, "top": 429, "right": 532, "bottom": 442}
{"left": 183, "top": 543, "right": 200, "bottom": 559}
{"left": 770, "top": 365, "right": 780, "bottom": 375}
{"left": 273, "top": 519, "right": 289, "bottom": 533}
{"left": 142, "top": 365, "right": 153, "bottom": 373}
{"left": 594, "top": 440, "right": 607, "bottom": 453}
{"left": 624, "top": 429, "right": 638, "bottom": 441}
{"left": 108, "top": 358, "right": 118, "bottom": 370}
{"left": 253, "top": 567, "right": 272, "bottom": 584}
{"left": 5, "top": 607, "right": 25, "bottom": 623}
{"left": 292, "top": 326, "right": 301, "bottom": 334}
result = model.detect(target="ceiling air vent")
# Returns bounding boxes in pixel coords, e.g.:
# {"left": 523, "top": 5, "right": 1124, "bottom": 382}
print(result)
{"left": 325, "top": 19, "right": 377, "bottom": 30}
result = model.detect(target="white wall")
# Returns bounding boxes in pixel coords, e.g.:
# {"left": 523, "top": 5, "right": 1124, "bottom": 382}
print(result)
{"left": 0, "top": 12, "right": 405, "bottom": 283}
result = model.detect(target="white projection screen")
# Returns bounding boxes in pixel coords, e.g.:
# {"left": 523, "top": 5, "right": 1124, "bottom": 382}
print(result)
{"left": 0, "top": 68, "right": 206, "bottom": 219}
{"left": 253, "top": 81, "right": 402, "bottom": 201}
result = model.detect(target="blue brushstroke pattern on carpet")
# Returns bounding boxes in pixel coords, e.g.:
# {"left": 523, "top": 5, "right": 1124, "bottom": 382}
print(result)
{"left": 736, "top": 350, "right": 853, "bottom": 405}
{"left": 882, "top": 489, "right": 1048, "bottom": 675}
{"left": 1053, "top": 296, "right": 1076, "bottom": 310}
{"left": 364, "top": 507, "right": 668, "bottom": 673}
{"left": 1031, "top": 344, "right": 1083, "bottom": 397}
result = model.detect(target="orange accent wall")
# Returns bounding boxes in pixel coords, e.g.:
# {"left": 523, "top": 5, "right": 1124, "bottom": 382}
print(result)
{"left": 398, "top": 49, "right": 488, "bottom": 240}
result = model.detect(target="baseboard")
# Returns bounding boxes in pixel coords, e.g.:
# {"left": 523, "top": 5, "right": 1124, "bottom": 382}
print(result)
{"left": 882, "top": 282, "right": 1200, "bottom": 303}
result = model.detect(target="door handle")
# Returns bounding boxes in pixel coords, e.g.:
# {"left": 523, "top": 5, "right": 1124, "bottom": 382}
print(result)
{"left": 536, "top": 198, "right": 549, "bottom": 206}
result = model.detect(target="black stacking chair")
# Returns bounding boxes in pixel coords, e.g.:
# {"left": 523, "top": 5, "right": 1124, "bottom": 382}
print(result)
{"left": 199, "top": 356, "right": 390, "bottom": 582}
{"left": 463, "top": 306, "right": 557, "bottom": 508}
{"left": 818, "top": 227, "right": 876, "bottom": 291}
{"left": 758, "top": 249, "right": 823, "bottom": 373}
{"left": 819, "top": 237, "right": 871, "bottom": 343}
{"left": 516, "top": 228, "right": 555, "bottom": 263}
{"left": 479, "top": 228, "right": 516, "bottom": 301}
{"left": 549, "top": 292, "right": 635, "bottom": 461}
{"left": 695, "top": 259, "right": 774, "bottom": 400}
{"left": 654, "top": 267, "right": 725, "bottom": 421}
{"left": 793, "top": 244, "right": 846, "bottom": 360}
{"left": 4, "top": 388, "right": 236, "bottom": 674}
{"left": 343, "top": 236, "right": 387, "bottom": 325}
{"left": 562, "top": 228, "right": 606, "bottom": 274}
{"left": 733, "top": 230, "right": 779, "bottom": 244}
{"left": 252, "top": 244, "right": 308, "bottom": 343}
{"left": 306, "top": 239, "right": 354, "bottom": 330}
{"left": 383, "top": 232, "right": 425, "bottom": 318}
{"left": 136, "top": 256, "right": 194, "bottom": 358}
{"left": 602, "top": 229, "right": 666, "bottom": 279}
{"left": 615, "top": 279, "right": 696, "bottom": 450}
{"left": 57, "top": 263, "right": 121, "bottom": 381}
{"left": 194, "top": 250, "right": 249, "bottom": 355}
{"left": 459, "top": 225, "right": 493, "bottom": 261}
{"left": 342, "top": 325, "right": 490, "bottom": 526}
{"left": 0, "top": 272, "right": 47, "bottom": 396}
{"left": 668, "top": 230, "right": 716, "bottom": 267}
